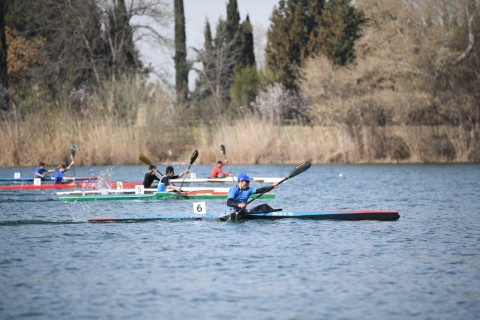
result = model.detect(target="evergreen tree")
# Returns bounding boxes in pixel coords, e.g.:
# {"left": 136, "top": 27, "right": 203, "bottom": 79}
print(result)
{"left": 192, "top": 0, "right": 260, "bottom": 119}
{"left": 240, "top": 15, "right": 256, "bottom": 68}
{"left": 0, "top": 0, "right": 9, "bottom": 111}
{"left": 192, "top": 20, "right": 215, "bottom": 113}
{"left": 191, "top": 19, "right": 226, "bottom": 119}
{"left": 265, "top": 0, "right": 364, "bottom": 92}
{"left": 312, "top": 0, "right": 366, "bottom": 65}
{"left": 223, "top": 0, "right": 242, "bottom": 104}
{"left": 228, "top": 15, "right": 257, "bottom": 113}
{"left": 265, "top": 0, "right": 325, "bottom": 92}
{"left": 174, "top": 0, "right": 189, "bottom": 104}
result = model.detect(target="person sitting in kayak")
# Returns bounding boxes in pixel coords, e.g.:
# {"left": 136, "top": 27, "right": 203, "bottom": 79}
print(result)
{"left": 160, "top": 166, "right": 189, "bottom": 192}
{"left": 210, "top": 160, "right": 231, "bottom": 178}
{"left": 54, "top": 160, "right": 75, "bottom": 184}
{"left": 143, "top": 165, "right": 161, "bottom": 188}
{"left": 226, "top": 173, "right": 278, "bottom": 215}
{"left": 34, "top": 162, "right": 55, "bottom": 179}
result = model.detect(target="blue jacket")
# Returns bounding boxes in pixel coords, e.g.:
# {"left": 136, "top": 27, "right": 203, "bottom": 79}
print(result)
{"left": 54, "top": 170, "right": 64, "bottom": 184}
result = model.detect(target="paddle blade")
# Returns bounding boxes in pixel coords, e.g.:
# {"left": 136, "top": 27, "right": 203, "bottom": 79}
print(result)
{"left": 190, "top": 150, "right": 199, "bottom": 165}
{"left": 220, "top": 144, "right": 226, "bottom": 156}
{"left": 246, "top": 161, "right": 311, "bottom": 206}
{"left": 70, "top": 145, "right": 76, "bottom": 159}
{"left": 288, "top": 161, "right": 311, "bottom": 179}
{"left": 139, "top": 154, "right": 153, "bottom": 166}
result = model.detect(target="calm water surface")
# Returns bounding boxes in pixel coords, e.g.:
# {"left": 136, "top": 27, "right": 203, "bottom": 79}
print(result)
{"left": 1, "top": 164, "right": 479, "bottom": 319}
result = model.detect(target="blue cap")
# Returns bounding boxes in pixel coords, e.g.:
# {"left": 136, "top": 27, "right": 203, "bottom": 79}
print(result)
{"left": 237, "top": 173, "right": 252, "bottom": 181}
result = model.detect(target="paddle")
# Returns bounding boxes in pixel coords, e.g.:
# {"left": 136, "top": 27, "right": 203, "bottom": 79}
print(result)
{"left": 220, "top": 160, "right": 312, "bottom": 221}
{"left": 219, "top": 144, "right": 232, "bottom": 180}
{"left": 179, "top": 150, "right": 199, "bottom": 192}
{"left": 70, "top": 145, "right": 76, "bottom": 180}
{"left": 139, "top": 154, "right": 154, "bottom": 166}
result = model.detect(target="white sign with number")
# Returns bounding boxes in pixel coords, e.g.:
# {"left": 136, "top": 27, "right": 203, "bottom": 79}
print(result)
{"left": 14, "top": 172, "right": 21, "bottom": 179}
{"left": 33, "top": 178, "right": 41, "bottom": 186}
{"left": 116, "top": 181, "right": 123, "bottom": 190}
{"left": 193, "top": 201, "right": 206, "bottom": 214}
{"left": 135, "top": 185, "right": 144, "bottom": 194}
{"left": 190, "top": 172, "right": 197, "bottom": 179}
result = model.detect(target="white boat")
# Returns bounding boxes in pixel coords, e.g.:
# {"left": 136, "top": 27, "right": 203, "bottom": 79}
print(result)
{"left": 170, "top": 177, "right": 282, "bottom": 183}
{"left": 55, "top": 186, "right": 230, "bottom": 196}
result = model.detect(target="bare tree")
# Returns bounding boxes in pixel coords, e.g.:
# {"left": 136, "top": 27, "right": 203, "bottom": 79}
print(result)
{"left": 300, "top": 0, "right": 480, "bottom": 161}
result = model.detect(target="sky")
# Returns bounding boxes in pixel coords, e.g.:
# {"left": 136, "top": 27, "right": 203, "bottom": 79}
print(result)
{"left": 137, "top": 0, "right": 280, "bottom": 84}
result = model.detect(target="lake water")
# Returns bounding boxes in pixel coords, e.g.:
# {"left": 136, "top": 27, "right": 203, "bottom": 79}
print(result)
{"left": 1, "top": 164, "right": 479, "bottom": 319}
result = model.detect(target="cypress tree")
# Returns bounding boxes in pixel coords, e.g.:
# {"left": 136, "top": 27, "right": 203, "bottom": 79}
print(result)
{"left": 193, "top": 0, "right": 259, "bottom": 118}
{"left": 313, "top": 0, "right": 366, "bottom": 65}
{"left": 225, "top": 0, "right": 240, "bottom": 36}
{"left": 265, "top": 0, "right": 364, "bottom": 91}
{"left": 266, "top": 0, "right": 321, "bottom": 92}
{"left": 223, "top": 0, "right": 241, "bottom": 101}
{"left": 0, "top": 0, "right": 9, "bottom": 111}
{"left": 194, "top": 20, "right": 214, "bottom": 102}
{"left": 241, "top": 15, "right": 256, "bottom": 68}
{"left": 174, "top": 0, "right": 189, "bottom": 104}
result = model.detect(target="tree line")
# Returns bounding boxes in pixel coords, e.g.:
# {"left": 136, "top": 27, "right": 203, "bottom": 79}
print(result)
{"left": 0, "top": 0, "right": 365, "bottom": 123}
{"left": 0, "top": 0, "right": 168, "bottom": 119}
{"left": 0, "top": 0, "right": 478, "bottom": 162}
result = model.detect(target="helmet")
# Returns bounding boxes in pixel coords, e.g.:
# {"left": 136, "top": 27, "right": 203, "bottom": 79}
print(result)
{"left": 237, "top": 173, "right": 252, "bottom": 181}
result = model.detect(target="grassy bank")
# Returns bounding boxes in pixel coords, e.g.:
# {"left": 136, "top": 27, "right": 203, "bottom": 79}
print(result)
{"left": 1, "top": 113, "right": 478, "bottom": 167}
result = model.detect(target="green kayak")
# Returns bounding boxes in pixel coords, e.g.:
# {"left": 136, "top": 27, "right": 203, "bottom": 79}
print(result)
{"left": 58, "top": 190, "right": 275, "bottom": 202}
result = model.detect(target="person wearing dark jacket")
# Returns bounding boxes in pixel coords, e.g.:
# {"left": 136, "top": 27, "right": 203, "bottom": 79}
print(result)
{"left": 143, "top": 165, "right": 161, "bottom": 188}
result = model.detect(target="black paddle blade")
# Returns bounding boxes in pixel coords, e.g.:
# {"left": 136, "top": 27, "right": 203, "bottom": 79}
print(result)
{"left": 246, "top": 161, "right": 311, "bottom": 206}
{"left": 190, "top": 150, "right": 199, "bottom": 165}
{"left": 139, "top": 154, "right": 153, "bottom": 166}
{"left": 288, "top": 161, "right": 311, "bottom": 179}
{"left": 70, "top": 145, "right": 76, "bottom": 159}
{"left": 220, "top": 144, "right": 226, "bottom": 155}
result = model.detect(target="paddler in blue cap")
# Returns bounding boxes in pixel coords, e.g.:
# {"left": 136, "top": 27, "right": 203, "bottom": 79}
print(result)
{"left": 226, "top": 173, "right": 278, "bottom": 216}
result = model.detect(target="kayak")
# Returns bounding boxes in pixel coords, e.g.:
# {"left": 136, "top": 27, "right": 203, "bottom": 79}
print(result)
{"left": 59, "top": 190, "right": 275, "bottom": 202}
{"left": 0, "top": 176, "right": 97, "bottom": 182}
{"left": 0, "top": 183, "right": 77, "bottom": 190}
{"left": 0, "top": 181, "right": 141, "bottom": 191}
{"left": 56, "top": 187, "right": 231, "bottom": 196}
{"left": 76, "top": 182, "right": 141, "bottom": 189}
{"left": 170, "top": 177, "right": 282, "bottom": 183}
{"left": 88, "top": 210, "right": 400, "bottom": 222}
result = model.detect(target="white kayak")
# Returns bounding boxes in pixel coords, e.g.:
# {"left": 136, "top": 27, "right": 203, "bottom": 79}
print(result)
{"left": 56, "top": 186, "right": 231, "bottom": 196}
{"left": 170, "top": 177, "right": 282, "bottom": 183}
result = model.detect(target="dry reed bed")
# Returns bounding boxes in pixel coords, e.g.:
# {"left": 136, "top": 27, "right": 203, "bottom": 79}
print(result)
{"left": 0, "top": 115, "right": 476, "bottom": 167}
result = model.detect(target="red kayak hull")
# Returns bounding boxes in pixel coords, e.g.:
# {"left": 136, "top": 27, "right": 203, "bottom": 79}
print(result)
{"left": 0, "top": 181, "right": 142, "bottom": 190}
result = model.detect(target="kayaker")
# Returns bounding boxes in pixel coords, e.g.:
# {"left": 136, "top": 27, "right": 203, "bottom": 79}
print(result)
{"left": 210, "top": 159, "right": 231, "bottom": 178}
{"left": 226, "top": 173, "right": 278, "bottom": 214}
{"left": 34, "top": 162, "right": 55, "bottom": 179}
{"left": 160, "top": 166, "right": 189, "bottom": 192}
{"left": 143, "top": 165, "right": 161, "bottom": 188}
{"left": 54, "top": 160, "right": 75, "bottom": 184}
